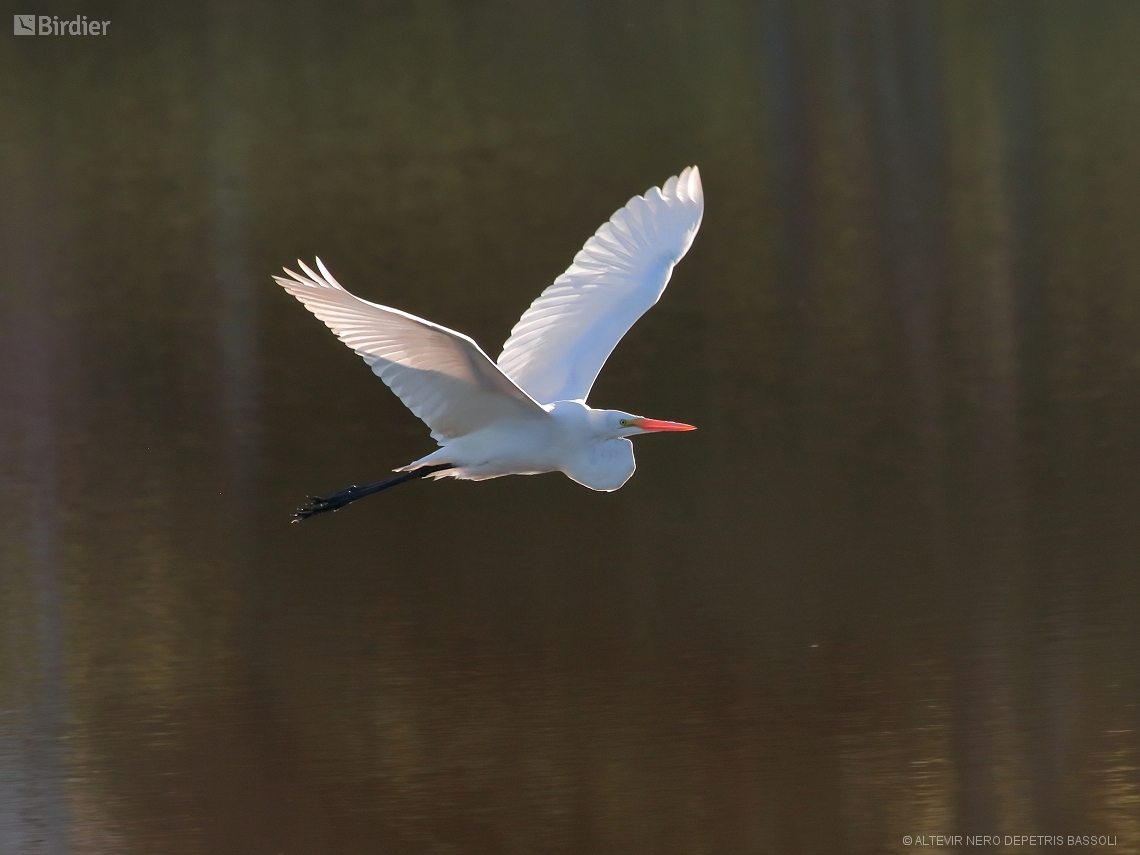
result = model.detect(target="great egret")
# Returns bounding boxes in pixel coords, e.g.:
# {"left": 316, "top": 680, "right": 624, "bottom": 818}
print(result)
{"left": 277, "top": 166, "right": 703, "bottom": 521}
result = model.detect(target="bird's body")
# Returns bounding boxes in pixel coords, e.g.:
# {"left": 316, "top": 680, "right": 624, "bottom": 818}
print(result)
{"left": 276, "top": 167, "right": 704, "bottom": 518}
{"left": 401, "top": 400, "right": 637, "bottom": 491}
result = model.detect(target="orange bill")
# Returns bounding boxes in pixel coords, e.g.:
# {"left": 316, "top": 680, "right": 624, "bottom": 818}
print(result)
{"left": 634, "top": 418, "right": 696, "bottom": 432}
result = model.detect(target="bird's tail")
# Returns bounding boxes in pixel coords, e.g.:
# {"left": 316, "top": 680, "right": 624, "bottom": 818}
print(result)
{"left": 396, "top": 450, "right": 460, "bottom": 479}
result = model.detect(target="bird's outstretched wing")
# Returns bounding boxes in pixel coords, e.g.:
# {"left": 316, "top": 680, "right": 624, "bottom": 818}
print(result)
{"left": 496, "top": 166, "right": 704, "bottom": 405}
{"left": 276, "top": 260, "right": 547, "bottom": 441}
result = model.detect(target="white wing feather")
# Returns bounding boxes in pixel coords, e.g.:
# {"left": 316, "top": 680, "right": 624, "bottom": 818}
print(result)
{"left": 275, "top": 260, "right": 546, "bottom": 441}
{"left": 497, "top": 166, "right": 704, "bottom": 404}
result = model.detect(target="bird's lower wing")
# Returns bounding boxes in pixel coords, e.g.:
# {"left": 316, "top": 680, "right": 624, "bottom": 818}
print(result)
{"left": 496, "top": 167, "right": 704, "bottom": 405}
{"left": 276, "top": 260, "right": 547, "bottom": 441}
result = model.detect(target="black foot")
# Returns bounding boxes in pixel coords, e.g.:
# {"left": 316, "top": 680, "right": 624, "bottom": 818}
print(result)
{"left": 292, "top": 493, "right": 345, "bottom": 522}
{"left": 291, "top": 463, "right": 454, "bottom": 522}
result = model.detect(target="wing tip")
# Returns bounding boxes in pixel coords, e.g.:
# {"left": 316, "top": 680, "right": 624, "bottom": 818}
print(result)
{"left": 272, "top": 257, "right": 344, "bottom": 292}
{"left": 672, "top": 165, "right": 702, "bottom": 205}
{"left": 646, "top": 167, "right": 703, "bottom": 216}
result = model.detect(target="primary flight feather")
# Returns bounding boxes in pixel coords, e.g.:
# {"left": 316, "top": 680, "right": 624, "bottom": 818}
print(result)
{"left": 276, "top": 166, "right": 703, "bottom": 520}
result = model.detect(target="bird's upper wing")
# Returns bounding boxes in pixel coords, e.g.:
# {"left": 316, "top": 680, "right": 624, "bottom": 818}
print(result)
{"left": 276, "top": 260, "right": 547, "bottom": 441}
{"left": 496, "top": 167, "right": 704, "bottom": 405}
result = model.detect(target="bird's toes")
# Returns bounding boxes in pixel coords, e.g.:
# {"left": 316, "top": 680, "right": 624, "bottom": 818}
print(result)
{"left": 292, "top": 496, "right": 331, "bottom": 522}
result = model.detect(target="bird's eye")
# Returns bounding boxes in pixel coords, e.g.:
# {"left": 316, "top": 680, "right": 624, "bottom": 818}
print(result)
{"left": 619, "top": 419, "right": 628, "bottom": 427}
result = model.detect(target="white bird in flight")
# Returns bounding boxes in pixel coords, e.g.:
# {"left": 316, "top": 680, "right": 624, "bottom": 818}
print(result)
{"left": 277, "top": 166, "right": 703, "bottom": 521}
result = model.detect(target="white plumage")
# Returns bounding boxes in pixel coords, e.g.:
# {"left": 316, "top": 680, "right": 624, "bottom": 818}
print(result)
{"left": 277, "top": 259, "right": 545, "bottom": 442}
{"left": 276, "top": 167, "right": 703, "bottom": 516}
{"left": 498, "top": 166, "right": 704, "bottom": 404}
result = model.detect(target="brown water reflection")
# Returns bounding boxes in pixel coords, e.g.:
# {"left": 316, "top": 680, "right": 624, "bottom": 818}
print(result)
{"left": 2, "top": 2, "right": 1140, "bottom": 853}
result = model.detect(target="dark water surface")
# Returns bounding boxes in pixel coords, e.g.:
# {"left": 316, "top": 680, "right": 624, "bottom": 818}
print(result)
{"left": 3, "top": 2, "right": 1140, "bottom": 853}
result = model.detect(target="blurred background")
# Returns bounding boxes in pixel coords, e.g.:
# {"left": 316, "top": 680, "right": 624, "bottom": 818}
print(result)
{"left": 2, "top": 1, "right": 1139, "bottom": 853}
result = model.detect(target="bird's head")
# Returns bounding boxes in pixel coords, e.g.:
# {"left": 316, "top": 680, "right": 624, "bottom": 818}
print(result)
{"left": 603, "top": 410, "right": 696, "bottom": 439}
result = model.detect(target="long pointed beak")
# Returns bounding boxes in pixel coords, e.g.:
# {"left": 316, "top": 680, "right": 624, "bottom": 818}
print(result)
{"left": 633, "top": 418, "right": 696, "bottom": 433}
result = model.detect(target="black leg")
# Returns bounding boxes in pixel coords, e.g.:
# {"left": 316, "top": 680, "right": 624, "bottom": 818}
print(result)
{"left": 292, "top": 463, "right": 454, "bottom": 522}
